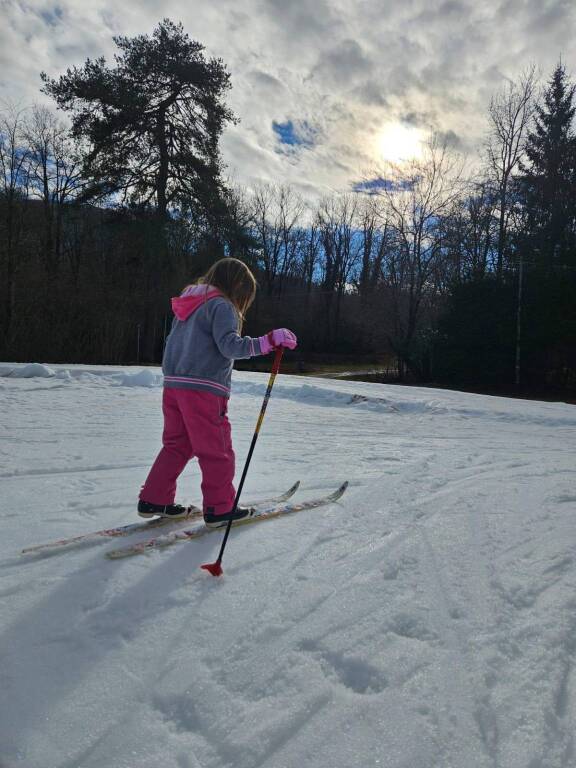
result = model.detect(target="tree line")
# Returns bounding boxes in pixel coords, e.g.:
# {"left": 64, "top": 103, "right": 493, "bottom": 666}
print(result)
{"left": 0, "top": 19, "right": 575, "bottom": 395}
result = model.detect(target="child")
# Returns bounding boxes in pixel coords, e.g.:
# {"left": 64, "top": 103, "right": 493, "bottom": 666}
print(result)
{"left": 138, "top": 258, "right": 297, "bottom": 527}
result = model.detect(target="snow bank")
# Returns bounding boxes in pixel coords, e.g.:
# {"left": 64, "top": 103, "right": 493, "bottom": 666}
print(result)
{"left": 234, "top": 380, "right": 443, "bottom": 414}
{"left": 2, "top": 362, "right": 56, "bottom": 378}
{"left": 0, "top": 363, "right": 164, "bottom": 388}
{"left": 115, "top": 369, "right": 163, "bottom": 388}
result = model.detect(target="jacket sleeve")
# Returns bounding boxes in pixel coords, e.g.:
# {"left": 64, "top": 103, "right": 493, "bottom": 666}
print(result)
{"left": 211, "top": 300, "right": 263, "bottom": 360}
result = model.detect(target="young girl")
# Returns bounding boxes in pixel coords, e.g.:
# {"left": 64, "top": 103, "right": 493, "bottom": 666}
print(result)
{"left": 138, "top": 258, "right": 297, "bottom": 527}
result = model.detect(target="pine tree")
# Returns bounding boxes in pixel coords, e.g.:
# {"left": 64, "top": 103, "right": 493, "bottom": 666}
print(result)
{"left": 41, "top": 19, "right": 236, "bottom": 223}
{"left": 520, "top": 63, "right": 576, "bottom": 271}
{"left": 516, "top": 63, "right": 576, "bottom": 390}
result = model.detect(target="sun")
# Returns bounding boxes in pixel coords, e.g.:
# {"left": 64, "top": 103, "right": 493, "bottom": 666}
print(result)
{"left": 377, "top": 122, "right": 426, "bottom": 163}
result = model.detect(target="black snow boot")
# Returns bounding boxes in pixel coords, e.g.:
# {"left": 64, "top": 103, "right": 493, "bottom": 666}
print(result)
{"left": 203, "top": 505, "right": 256, "bottom": 529}
{"left": 137, "top": 500, "right": 190, "bottom": 519}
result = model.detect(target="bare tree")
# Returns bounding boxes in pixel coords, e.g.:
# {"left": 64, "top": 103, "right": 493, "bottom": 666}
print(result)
{"left": 439, "top": 177, "right": 497, "bottom": 284}
{"left": 316, "top": 194, "right": 360, "bottom": 343}
{"left": 299, "top": 220, "right": 320, "bottom": 294}
{"left": 486, "top": 66, "right": 537, "bottom": 277}
{"left": 356, "top": 194, "right": 391, "bottom": 300}
{"left": 250, "top": 183, "right": 305, "bottom": 294}
{"left": 375, "top": 136, "right": 465, "bottom": 375}
{"left": 24, "top": 105, "right": 83, "bottom": 273}
{"left": 221, "top": 183, "right": 256, "bottom": 262}
{"left": 0, "top": 106, "right": 32, "bottom": 346}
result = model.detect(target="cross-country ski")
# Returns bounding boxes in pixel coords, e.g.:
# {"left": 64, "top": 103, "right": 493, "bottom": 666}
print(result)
{"left": 107, "top": 482, "right": 348, "bottom": 559}
{"left": 21, "top": 482, "right": 300, "bottom": 555}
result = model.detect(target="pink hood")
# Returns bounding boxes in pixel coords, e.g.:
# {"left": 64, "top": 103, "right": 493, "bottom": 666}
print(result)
{"left": 171, "top": 285, "right": 223, "bottom": 321}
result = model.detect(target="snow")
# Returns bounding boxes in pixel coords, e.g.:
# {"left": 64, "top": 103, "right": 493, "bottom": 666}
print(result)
{"left": 1, "top": 363, "right": 576, "bottom": 768}
{"left": 2, "top": 362, "right": 56, "bottom": 378}
{"left": 115, "top": 368, "right": 163, "bottom": 388}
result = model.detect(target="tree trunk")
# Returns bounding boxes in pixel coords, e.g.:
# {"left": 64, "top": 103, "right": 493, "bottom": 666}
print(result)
{"left": 156, "top": 107, "right": 169, "bottom": 220}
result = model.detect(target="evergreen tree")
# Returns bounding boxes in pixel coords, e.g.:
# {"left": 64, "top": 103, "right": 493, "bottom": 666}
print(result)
{"left": 41, "top": 19, "right": 236, "bottom": 223}
{"left": 520, "top": 63, "right": 576, "bottom": 271}
{"left": 433, "top": 278, "right": 517, "bottom": 390}
{"left": 515, "top": 63, "right": 576, "bottom": 390}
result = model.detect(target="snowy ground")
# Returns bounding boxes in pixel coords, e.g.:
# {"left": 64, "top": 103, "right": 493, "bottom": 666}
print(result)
{"left": 1, "top": 362, "right": 576, "bottom": 768}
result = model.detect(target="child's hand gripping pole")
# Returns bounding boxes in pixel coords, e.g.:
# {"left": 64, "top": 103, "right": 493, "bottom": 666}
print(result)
{"left": 201, "top": 347, "right": 285, "bottom": 577}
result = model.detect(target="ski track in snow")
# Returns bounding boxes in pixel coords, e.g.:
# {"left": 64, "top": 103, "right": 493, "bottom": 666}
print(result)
{"left": 1, "top": 364, "right": 576, "bottom": 768}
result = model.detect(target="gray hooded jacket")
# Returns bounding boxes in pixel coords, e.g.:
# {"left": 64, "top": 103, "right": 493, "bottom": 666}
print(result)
{"left": 162, "top": 285, "right": 264, "bottom": 398}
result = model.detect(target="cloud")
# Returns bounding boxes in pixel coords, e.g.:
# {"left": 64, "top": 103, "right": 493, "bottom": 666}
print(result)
{"left": 355, "top": 81, "right": 389, "bottom": 108}
{"left": 261, "top": 0, "right": 343, "bottom": 43}
{"left": 39, "top": 5, "right": 65, "bottom": 27}
{"left": 1, "top": 0, "right": 575, "bottom": 201}
{"left": 352, "top": 176, "right": 416, "bottom": 194}
{"left": 436, "top": 129, "right": 465, "bottom": 151}
{"left": 310, "top": 38, "right": 374, "bottom": 87}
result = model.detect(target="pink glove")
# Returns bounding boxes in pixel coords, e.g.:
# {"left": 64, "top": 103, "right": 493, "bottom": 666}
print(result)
{"left": 259, "top": 328, "right": 298, "bottom": 354}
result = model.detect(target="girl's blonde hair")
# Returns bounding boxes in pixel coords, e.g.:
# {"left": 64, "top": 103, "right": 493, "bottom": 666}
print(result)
{"left": 195, "top": 258, "right": 257, "bottom": 327}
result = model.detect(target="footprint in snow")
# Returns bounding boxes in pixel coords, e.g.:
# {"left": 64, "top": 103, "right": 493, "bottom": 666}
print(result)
{"left": 298, "top": 640, "right": 388, "bottom": 695}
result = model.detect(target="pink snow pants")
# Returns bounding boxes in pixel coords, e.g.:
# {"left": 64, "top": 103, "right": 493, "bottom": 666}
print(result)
{"left": 140, "top": 388, "right": 236, "bottom": 514}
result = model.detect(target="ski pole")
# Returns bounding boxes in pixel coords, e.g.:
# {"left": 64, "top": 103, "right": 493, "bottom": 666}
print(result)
{"left": 201, "top": 346, "right": 284, "bottom": 577}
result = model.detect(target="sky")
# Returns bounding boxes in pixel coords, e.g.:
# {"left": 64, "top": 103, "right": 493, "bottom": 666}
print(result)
{"left": 1, "top": 0, "right": 576, "bottom": 200}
